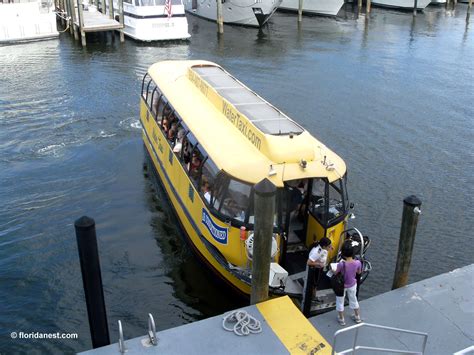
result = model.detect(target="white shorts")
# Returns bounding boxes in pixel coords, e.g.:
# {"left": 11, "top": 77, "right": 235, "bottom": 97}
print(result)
{"left": 336, "top": 284, "right": 359, "bottom": 312}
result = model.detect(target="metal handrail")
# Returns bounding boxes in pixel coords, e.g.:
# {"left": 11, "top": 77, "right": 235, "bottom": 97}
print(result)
{"left": 332, "top": 322, "right": 428, "bottom": 355}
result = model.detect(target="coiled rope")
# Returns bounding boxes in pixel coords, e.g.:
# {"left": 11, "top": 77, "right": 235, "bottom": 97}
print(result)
{"left": 222, "top": 310, "right": 262, "bottom": 336}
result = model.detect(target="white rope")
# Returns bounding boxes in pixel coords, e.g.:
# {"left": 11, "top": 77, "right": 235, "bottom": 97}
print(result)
{"left": 222, "top": 310, "right": 262, "bottom": 336}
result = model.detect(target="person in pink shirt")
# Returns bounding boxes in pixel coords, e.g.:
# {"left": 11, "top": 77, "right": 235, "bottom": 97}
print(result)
{"left": 334, "top": 244, "right": 362, "bottom": 326}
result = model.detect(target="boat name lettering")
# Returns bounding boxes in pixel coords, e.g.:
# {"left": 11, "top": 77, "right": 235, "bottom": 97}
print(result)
{"left": 222, "top": 101, "right": 261, "bottom": 150}
{"left": 189, "top": 70, "right": 209, "bottom": 97}
{"left": 202, "top": 209, "right": 228, "bottom": 244}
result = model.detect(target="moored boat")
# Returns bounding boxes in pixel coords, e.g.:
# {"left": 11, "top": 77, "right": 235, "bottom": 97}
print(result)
{"left": 279, "top": 0, "right": 344, "bottom": 16}
{"left": 371, "top": 0, "right": 431, "bottom": 9}
{"left": 106, "top": 0, "right": 190, "bottom": 41}
{"left": 0, "top": 0, "right": 59, "bottom": 44}
{"left": 139, "top": 60, "right": 371, "bottom": 314}
{"left": 183, "top": 0, "right": 281, "bottom": 27}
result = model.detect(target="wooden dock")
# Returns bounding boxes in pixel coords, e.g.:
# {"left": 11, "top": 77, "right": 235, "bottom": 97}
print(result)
{"left": 55, "top": 0, "right": 124, "bottom": 46}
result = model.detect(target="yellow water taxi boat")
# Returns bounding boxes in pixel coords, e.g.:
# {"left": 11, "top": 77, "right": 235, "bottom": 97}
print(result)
{"left": 139, "top": 60, "right": 371, "bottom": 312}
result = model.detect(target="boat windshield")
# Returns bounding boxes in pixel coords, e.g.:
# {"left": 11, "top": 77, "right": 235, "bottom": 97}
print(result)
{"left": 309, "top": 176, "right": 348, "bottom": 226}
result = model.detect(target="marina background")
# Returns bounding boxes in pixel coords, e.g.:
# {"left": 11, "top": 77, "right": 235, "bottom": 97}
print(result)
{"left": 0, "top": 6, "right": 473, "bottom": 353}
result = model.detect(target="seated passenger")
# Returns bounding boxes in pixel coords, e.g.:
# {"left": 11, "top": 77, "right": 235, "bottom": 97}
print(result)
{"left": 168, "top": 124, "right": 177, "bottom": 142}
{"left": 189, "top": 153, "right": 202, "bottom": 179}
{"left": 201, "top": 177, "right": 212, "bottom": 204}
{"left": 162, "top": 117, "right": 169, "bottom": 134}
{"left": 173, "top": 129, "right": 185, "bottom": 154}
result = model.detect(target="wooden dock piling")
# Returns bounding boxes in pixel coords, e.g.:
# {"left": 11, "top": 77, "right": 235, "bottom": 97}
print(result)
{"left": 413, "top": 0, "right": 418, "bottom": 16}
{"left": 392, "top": 196, "right": 422, "bottom": 290}
{"left": 250, "top": 178, "right": 276, "bottom": 305}
{"left": 298, "top": 0, "right": 303, "bottom": 22}
{"left": 366, "top": 0, "right": 371, "bottom": 15}
{"left": 217, "top": 0, "right": 224, "bottom": 34}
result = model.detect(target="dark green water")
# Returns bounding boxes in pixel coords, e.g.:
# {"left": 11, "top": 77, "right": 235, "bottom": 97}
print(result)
{"left": 0, "top": 6, "right": 473, "bottom": 353}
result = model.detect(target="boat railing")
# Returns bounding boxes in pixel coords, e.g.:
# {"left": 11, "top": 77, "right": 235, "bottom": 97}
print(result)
{"left": 332, "top": 322, "right": 428, "bottom": 355}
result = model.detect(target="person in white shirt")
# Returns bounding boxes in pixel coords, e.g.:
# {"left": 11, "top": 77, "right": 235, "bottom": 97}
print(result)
{"left": 307, "top": 237, "right": 333, "bottom": 301}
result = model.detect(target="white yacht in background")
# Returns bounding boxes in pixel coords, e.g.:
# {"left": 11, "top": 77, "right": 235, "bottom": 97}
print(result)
{"left": 184, "top": 0, "right": 282, "bottom": 27}
{"left": 279, "top": 0, "right": 344, "bottom": 16}
{"left": 111, "top": 0, "right": 190, "bottom": 41}
{"left": 0, "top": 0, "right": 59, "bottom": 44}
{"left": 430, "top": 0, "right": 446, "bottom": 4}
{"left": 370, "top": 0, "right": 431, "bottom": 9}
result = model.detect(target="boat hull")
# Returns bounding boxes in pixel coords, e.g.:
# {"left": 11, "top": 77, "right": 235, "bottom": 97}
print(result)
{"left": 184, "top": 0, "right": 282, "bottom": 27}
{"left": 371, "top": 0, "right": 431, "bottom": 9}
{"left": 0, "top": 3, "right": 58, "bottom": 44}
{"left": 108, "top": 2, "right": 191, "bottom": 41}
{"left": 279, "top": 0, "right": 344, "bottom": 16}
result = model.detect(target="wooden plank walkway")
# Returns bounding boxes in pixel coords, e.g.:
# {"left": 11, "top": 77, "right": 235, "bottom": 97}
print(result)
{"left": 74, "top": 10, "right": 122, "bottom": 33}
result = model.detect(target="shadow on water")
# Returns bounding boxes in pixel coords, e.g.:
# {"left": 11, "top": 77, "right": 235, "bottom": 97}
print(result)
{"left": 142, "top": 148, "right": 246, "bottom": 318}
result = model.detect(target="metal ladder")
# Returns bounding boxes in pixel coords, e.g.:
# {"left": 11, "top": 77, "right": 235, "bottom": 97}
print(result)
{"left": 332, "top": 323, "right": 428, "bottom": 355}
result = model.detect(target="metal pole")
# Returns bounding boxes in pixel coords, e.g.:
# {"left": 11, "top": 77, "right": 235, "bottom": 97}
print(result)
{"left": 216, "top": 0, "right": 224, "bottom": 34}
{"left": 392, "top": 196, "right": 422, "bottom": 290}
{"left": 298, "top": 0, "right": 303, "bottom": 22}
{"left": 75, "top": 216, "right": 110, "bottom": 348}
{"left": 250, "top": 178, "right": 276, "bottom": 305}
{"left": 413, "top": 0, "right": 417, "bottom": 16}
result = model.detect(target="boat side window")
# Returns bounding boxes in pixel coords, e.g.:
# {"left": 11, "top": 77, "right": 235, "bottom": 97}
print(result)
{"left": 159, "top": 102, "right": 173, "bottom": 134}
{"left": 141, "top": 74, "right": 155, "bottom": 102}
{"left": 124, "top": 0, "right": 132, "bottom": 3}
{"left": 151, "top": 88, "right": 162, "bottom": 119}
{"left": 220, "top": 178, "right": 252, "bottom": 223}
{"left": 188, "top": 147, "right": 204, "bottom": 184}
{"left": 172, "top": 120, "right": 187, "bottom": 154}
{"left": 145, "top": 79, "right": 156, "bottom": 109}
{"left": 180, "top": 131, "right": 197, "bottom": 168}
{"left": 165, "top": 110, "right": 178, "bottom": 143}
{"left": 200, "top": 158, "right": 220, "bottom": 207}
{"left": 327, "top": 180, "right": 345, "bottom": 223}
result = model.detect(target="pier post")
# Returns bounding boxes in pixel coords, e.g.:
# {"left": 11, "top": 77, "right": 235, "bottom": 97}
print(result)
{"left": 216, "top": 0, "right": 224, "bottom": 34}
{"left": 71, "top": 0, "right": 79, "bottom": 40}
{"left": 413, "top": 0, "right": 418, "bottom": 16}
{"left": 78, "top": 0, "right": 86, "bottom": 46}
{"left": 366, "top": 0, "right": 371, "bottom": 14}
{"left": 108, "top": 0, "right": 114, "bottom": 19}
{"left": 298, "top": 0, "right": 303, "bottom": 22}
{"left": 358, "top": 0, "right": 362, "bottom": 14}
{"left": 119, "top": 0, "right": 124, "bottom": 42}
{"left": 392, "top": 196, "right": 422, "bottom": 290}
{"left": 250, "top": 178, "right": 276, "bottom": 305}
{"left": 74, "top": 216, "right": 110, "bottom": 348}
{"left": 468, "top": 0, "right": 472, "bottom": 20}
{"left": 66, "top": 0, "right": 73, "bottom": 35}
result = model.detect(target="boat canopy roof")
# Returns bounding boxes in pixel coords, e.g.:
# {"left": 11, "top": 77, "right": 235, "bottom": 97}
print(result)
{"left": 147, "top": 60, "right": 346, "bottom": 187}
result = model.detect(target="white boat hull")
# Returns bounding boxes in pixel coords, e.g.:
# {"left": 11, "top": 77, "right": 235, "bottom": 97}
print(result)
{"left": 184, "top": 0, "right": 282, "bottom": 27}
{"left": 371, "top": 0, "right": 431, "bottom": 8}
{"left": 279, "top": 0, "right": 344, "bottom": 16}
{"left": 0, "top": 2, "right": 58, "bottom": 44}
{"left": 430, "top": 0, "right": 446, "bottom": 4}
{"left": 108, "top": 2, "right": 190, "bottom": 41}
